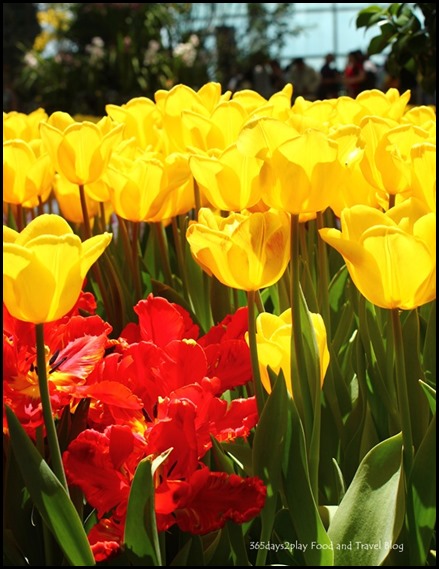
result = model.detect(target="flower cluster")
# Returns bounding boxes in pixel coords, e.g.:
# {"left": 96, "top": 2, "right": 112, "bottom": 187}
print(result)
{"left": 4, "top": 289, "right": 265, "bottom": 560}
{"left": 3, "top": 81, "right": 436, "bottom": 567}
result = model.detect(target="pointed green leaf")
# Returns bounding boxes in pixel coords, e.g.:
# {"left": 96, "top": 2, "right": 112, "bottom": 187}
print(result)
{"left": 328, "top": 432, "right": 405, "bottom": 566}
{"left": 5, "top": 406, "right": 95, "bottom": 566}
{"left": 210, "top": 435, "right": 236, "bottom": 474}
{"left": 253, "top": 371, "right": 289, "bottom": 490}
{"left": 422, "top": 301, "right": 436, "bottom": 384}
{"left": 252, "top": 372, "right": 290, "bottom": 565}
{"left": 407, "top": 414, "right": 436, "bottom": 566}
{"left": 221, "top": 441, "right": 254, "bottom": 476}
{"left": 419, "top": 380, "right": 436, "bottom": 414}
{"left": 356, "top": 6, "right": 385, "bottom": 29}
{"left": 225, "top": 521, "right": 249, "bottom": 566}
{"left": 124, "top": 449, "right": 171, "bottom": 566}
{"left": 282, "top": 397, "right": 334, "bottom": 566}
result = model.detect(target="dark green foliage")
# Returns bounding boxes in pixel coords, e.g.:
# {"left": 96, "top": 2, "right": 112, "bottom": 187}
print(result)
{"left": 356, "top": 3, "right": 436, "bottom": 95}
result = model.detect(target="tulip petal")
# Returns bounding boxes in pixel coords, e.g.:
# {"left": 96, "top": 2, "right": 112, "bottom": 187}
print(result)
{"left": 3, "top": 243, "right": 55, "bottom": 322}
{"left": 361, "top": 226, "right": 434, "bottom": 309}
{"left": 80, "top": 233, "right": 112, "bottom": 278}
{"left": 15, "top": 214, "right": 73, "bottom": 245}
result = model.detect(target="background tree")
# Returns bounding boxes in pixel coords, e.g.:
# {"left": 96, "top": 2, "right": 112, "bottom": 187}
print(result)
{"left": 356, "top": 3, "right": 436, "bottom": 98}
{"left": 4, "top": 3, "right": 299, "bottom": 115}
{"left": 3, "top": 3, "right": 40, "bottom": 110}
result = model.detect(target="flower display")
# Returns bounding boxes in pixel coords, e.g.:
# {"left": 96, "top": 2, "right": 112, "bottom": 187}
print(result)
{"left": 39, "top": 112, "right": 123, "bottom": 185}
{"left": 3, "top": 138, "right": 54, "bottom": 207}
{"left": 2, "top": 81, "right": 436, "bottom": 568}
{"left": 3, "top": 214, "right": 112, "bottom": 323}
{"left": 250, "top": 308, "right": 330, "bottom": 395}
{"left": 186, "top": 207, "right": 291, "bottom": 291}
{"left": 319, "top": 198, "right": 436, "bottom": 309}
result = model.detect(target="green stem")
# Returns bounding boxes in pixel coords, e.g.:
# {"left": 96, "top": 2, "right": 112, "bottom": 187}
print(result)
{"left": 131, "top": 221, "right": 143, "bottom": 301}
{"left": 78, "top": 184, "right": 114, "bottom": 323}
{"left": 389, "top": 193, "right": 396, "bottom": 209}
{"left": 16, "top": 203, "right": 24, "bottom": 232}
{"left": 171, "top": 216, "right": 194, "bottom": 310}
{"left": 78, "top": 184, "right": 92, "bottom": 239}
{"left": 255, "top": 289, "right": 265, "bottom": 313}
{"left": 38, "top": 195, "right": 45, "bottom": 216}
{"left": 193, "top": 179, "right": 202, "bottom": 220}
{"left": 154, "top": 222, "right": 174, "bottom": 287}
{"left": 391, "top": 308, "right": 414, "bottom": 473}
{"left": 99, "top": 201, "right": 107, "bottom": 231}
{"left": 7, "top": 203, "right": 18, "bottom": 231}
{"left": 247, "top": 290, "right": 266, "bottom": 417}
{"left": 117, "top": 216, "right": 141, "bottom": 302}
{"left": 316, "top": 211, "right": 331, "bottom": 336}
{"left": 35, "top": 323, "right": 68, "bottom": 491}
{"left": 290, "top": 215, "right": 313, "bottom": 439}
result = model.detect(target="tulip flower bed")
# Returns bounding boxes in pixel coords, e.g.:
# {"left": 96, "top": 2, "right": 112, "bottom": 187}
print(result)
{"left": 3, "top": 83, "right": 436, "bottom": 567}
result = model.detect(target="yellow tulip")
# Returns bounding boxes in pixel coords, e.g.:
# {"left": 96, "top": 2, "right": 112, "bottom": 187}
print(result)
{"left": 181, "top": 101, "right": 246, "bottom": 152}
{"left": 3, "top": 214, "right": 112, "bottom": 323}
{"left": 232, "top": 83, "right": 293, "bottom": 119}
{"left": 402, "top": 105, "right": 436, "bottom": 136}
{"left": 262, "top": 129, "right": 344, "bottom": 215}
{"left": 319, "top": 199, "right": 436, "bottom": 310}
{"left": 155, "top": 83, "right": 230, "bottom": 153}
{"left": 105, "top": 96, "right": 163, "bottom": 151}
{"left": 288, "top": 97, "right": 337, "bottom": 132}
{"left": 410, "top": 142, "right": 436, "bottom": 212}
{"left": 355, "top": 88, "right": 411, "bottom": 121}
{"left": 237, "top": 116, "right": 299, "bottom": 160}
{"left": 104, "top": 151, "right": 165, "bottom": 222}
{"left": 53, "top": 174, "right": 102, "bottom": 225}
{"left": 186, "top": 208, "right": 290, "bottom": 291}
{"left": 39, "top": 112, "right": 123, "bottom": 185}
{"left": 327, "top": 125, "right": 380, "bottom": 217}
{"left": 189, "top": 143, "right": 265, "bottom": 211}
{"left": 3, "top": 108, "right": 48, "bottom": 142}
{"left": 359, "top": 118, "right": 430, "bottom": 202}
{"left": 3, "top": 138, "right": 55, "bottom": 206}
{"left": 250, "top": 309, "right": 329, "bottom": 395}
{"left": 148, "top": 152, "right": 196, "bottom": 221}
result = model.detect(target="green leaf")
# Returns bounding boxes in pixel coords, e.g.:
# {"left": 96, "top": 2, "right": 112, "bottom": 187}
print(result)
{"left": 124, "top": 449, "right": 171, "bottom": 566}
{"left": 225, "top": 521, "right": 249, "bottom": 566}
{"left": 356, "top": 6, "right": 386, "bottom": 29}
{"left": 419, "top": 380, "right": 436, "bottom": 414}
{"left": 173, "top": 535, "right": 205, "bottom": 566}
{"left": 402, "top": 309, "right": 430, "bottom": 446}
{"left": 422, "top": 301, "right": 436, "bottom": 383}
{"left": 253, "top": 370, "right": 289, "bottom": 491}
{"left": 210, "top": 435, "right": 236, "bottom": 474}
{"left": 331, "top": 458, "right": 346, "bottom": 503}
{"left": 407, "top": 414, "right": 436, "bottom": 566}
{"left": 5, "top": 406, "right": 96, "bottom": 566}
{"left": 368, "top": 31, "right": 396, "bottom": 55}
{"left": 282, "top": 396, "right": 334, "bottom": 566}
{"left": 328, "top": 432, "right": 405, "bottom": 566}
{"left": 3, "top": 529, "right": 30, "bottom": 566}
{"left": 252, "top": 372, "right": 290, "bottom": 565}
{"left": 221, "top": 441, "right": 254, "bottom": 476}
{"left": 3, "top": 444, "right": 46, "bottom": 565}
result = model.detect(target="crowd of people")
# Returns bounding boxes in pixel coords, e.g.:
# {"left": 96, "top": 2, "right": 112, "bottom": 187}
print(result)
{"left": 226, "top": 49, "right": 417, "bottom": 102}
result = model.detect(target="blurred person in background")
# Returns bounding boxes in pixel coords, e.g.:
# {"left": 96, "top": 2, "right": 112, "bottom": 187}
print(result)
{"left": 316, "top": 53, "right": 341, "bottom": 99}
{"left": 285, "top": 57, "right": 320, "bottom": 102}
{"left": 343, "top": 50, "right": 366, "bottom": 97}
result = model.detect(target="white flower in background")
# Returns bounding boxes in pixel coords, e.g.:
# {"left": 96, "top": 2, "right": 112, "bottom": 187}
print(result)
{"left": 24, "top": 52, "right": 39, "bottom": 69}
{"left": 188, "top": 34, "right": 200, "bottom": 47}
{"left": 173, "top": 38, "right": 198, "bottom": 67}
{"left": 144, "top": 39, "right": 161, "bottom": 65}
{"left": 85, "top": 36, "right": 105, "bottom": 64}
